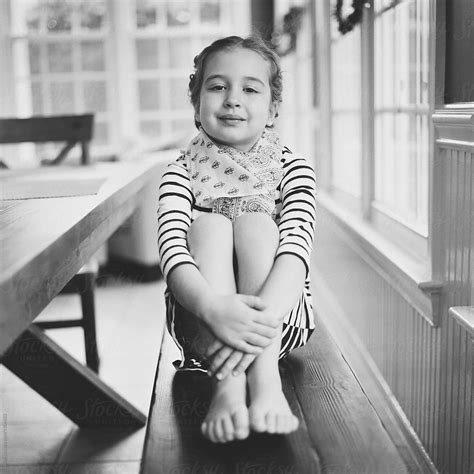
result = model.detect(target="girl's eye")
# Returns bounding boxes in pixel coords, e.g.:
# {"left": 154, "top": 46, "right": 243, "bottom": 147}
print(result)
{"left": 244, "top": 87, "right": 258, "bottom": 93}
{"left": 210, "top": 85, "right": 225, "bottom": 91}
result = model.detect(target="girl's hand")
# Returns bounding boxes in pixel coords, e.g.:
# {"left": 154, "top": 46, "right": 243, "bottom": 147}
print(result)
{"left": 206, "top": 340, "right": 256, "bottom": 380}
{"left": 204, "top": 294, "right": 279, "bottom": 353}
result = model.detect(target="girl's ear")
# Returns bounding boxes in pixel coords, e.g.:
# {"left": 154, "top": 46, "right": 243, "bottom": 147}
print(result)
{"left": 266, "top": 101, "right": 279, "bottom": 127}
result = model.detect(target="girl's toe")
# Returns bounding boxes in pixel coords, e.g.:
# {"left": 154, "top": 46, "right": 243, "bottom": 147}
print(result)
{"left": 249, "top": 409, "right": 266, "bottom": 432}
{"left": 285, "top": 414, "right": 295, "bottom": 433}
{"left": 221, "top": 416, "right": 234, "bottom": 442}
{"left": 266, "top": 413, "right": 277, "bottom": 433}
{"left": 275, "top": 414, "right": 286, "bottom": 433}
{"left": 207, "top": 421, "right": 218, "bottom": 443}
{"left": 232, "top": 410, "right": 249, "bottom": 440}
{"left": 214, "top": 418, "right": 225, "bottom": 443}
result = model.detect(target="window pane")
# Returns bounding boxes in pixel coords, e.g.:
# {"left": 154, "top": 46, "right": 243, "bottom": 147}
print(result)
{"left": 136, "top": 0, "right": 161, "bottom": 29}
{"left": 50, "top": 81, "right": 74, "bottom": 113}
{"left": 83, "top": 80, "right": 107, "bottom": 112}
{"left": 47, "top": 42, "right": 73, "bottom": 73}
{"left": 29, "top": 43, "right": 41, "bottom": 74}
{"left": 93, "top": 122, "right": 108, "bottom": 144}
{"left": 167, "top": 2, "right": 191, "bottom": 27}
{"left": 169, "top": 78, "right": 190, "bottom": 109}
{"left": 171, "top": 118, "right": 192, "bottom": 133}
{"left": 332, "top": 112, "right": 362, "bottom": 197}
{"left": 330, "top": 29, "right": 362, "bottom": 198}
{"left": 31, "top": 82, "right": 43, "bottom": 114}
{"left": 136, "top": 39, "right": 159, "bottom": 70}
{"left": 373, "top": 0, "right": 430, "bottom": 232}
{"left": 138, "top": 79, "right": 160, "bottom": 110}
{"left": 169, "top": 37, "right": 191, "bottom": 68}
{"left": 45, "top": 0, "right": 73, "bottom": 33}
{"left": 140, "top": 120, "right": 161, "bottom": 138}
{"left": 25, "top": 1, "right": 42, "bottom": 32}
{"left": 81, "top": 41, "right": 105, "bottom": 71}
{"left": 200, "top": 1, "right": 220, "bottom": 25}
{"left": 79, "top": 0, "right": 107, "bottom": 31}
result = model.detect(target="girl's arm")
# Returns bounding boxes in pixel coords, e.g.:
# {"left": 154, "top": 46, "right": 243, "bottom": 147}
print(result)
{"left": 259, "top": 153, "right": 317, "bottom": 316}
{"left": 158, "top": 159, "right": 278, "bottom": 353}
{"left": 167, "top": 264, "right": 277, "bottom": 353}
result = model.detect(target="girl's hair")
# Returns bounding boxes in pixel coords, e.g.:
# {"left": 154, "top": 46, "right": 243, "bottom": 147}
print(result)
{"left": 189, "top": 35, "right": 282, "bottom": 129}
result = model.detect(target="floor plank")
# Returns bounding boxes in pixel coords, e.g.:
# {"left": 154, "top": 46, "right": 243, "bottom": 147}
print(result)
{"left": 1, "top": 276, "right": 166, "bottom": 472}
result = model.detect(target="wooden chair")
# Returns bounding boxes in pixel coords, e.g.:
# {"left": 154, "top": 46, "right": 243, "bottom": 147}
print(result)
{"left": 0, "top": 114, "right": 100, "bottom": 372}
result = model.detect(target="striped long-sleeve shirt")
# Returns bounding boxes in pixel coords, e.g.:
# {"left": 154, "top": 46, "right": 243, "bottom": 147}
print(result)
{"left": 157, "top": 148, "right": 317, "bottom": 331}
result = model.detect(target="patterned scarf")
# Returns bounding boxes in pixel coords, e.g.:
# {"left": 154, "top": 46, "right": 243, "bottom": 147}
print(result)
{"left": 182, "top": 128, "right": 284, "bottom": 216}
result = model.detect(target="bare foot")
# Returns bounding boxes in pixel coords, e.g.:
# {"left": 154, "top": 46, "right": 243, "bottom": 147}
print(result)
{"left": 201, "top": 372, "right": 250, "bottom": 443}
{"left": 247, "top": 370, "right": 299, "bottom": 434}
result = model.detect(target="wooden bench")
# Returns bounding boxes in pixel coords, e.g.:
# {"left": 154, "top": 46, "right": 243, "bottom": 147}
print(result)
{"left": 140, "top": 314, "right": 415, "bottom": 473}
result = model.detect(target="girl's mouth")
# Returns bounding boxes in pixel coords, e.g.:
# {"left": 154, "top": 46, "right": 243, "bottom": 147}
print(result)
{"left": 219, "top": 115, "right": 245, "bottom": 123}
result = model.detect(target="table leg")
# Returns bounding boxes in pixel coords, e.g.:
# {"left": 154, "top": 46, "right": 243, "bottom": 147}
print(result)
{"left": 1, "top": 325, "right": 146, "bottom": 429}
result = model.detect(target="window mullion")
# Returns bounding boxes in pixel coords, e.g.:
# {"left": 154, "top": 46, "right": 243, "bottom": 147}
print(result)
{"left": 317, "top": 0, "right": 333, "bottom": 192}
{"left": 109, "top": 0, "right": 139, "bottom": 146}
{"left": 361, "top": 2, "right": 374, "bottom": 221}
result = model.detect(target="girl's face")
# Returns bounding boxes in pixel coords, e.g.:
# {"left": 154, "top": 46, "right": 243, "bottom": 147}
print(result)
{"left": 196, "top": 47, "right": 278, "bottom": 152}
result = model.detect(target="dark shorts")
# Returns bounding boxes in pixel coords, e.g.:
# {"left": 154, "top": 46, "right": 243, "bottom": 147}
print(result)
{"left": 165, "top": 289, "right": 314, "bottom": 373}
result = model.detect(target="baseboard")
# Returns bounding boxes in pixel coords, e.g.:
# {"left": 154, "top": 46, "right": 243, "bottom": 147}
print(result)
{"left": 99, "top": 257, "right": 163, "bottom": 284}
{"left": 311, "top": 271, "right": 438, "bottom": 474}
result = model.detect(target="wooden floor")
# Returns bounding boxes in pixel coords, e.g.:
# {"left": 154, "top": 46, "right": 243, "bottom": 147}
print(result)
{"left": 142, "top": 314, "right": 414, "bottom": 473}
{"left": 0, "top": 274, "right": 166, "bottom": 473}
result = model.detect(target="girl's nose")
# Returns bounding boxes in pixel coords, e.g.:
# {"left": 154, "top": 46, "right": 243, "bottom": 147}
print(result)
{"left": 224, "top": 90, "right": 241, "bottom": 108}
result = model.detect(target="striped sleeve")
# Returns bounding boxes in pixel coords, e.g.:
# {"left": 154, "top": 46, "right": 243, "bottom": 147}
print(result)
{"left": 157, "top": 156, "right": 198, "bottom": 281}
{"left": 275, "top": 154, "right": 317, "bottom": 277}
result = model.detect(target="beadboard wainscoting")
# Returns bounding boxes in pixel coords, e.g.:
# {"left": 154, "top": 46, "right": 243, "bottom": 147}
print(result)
{"left": 311, "top": 107, "right": 473, "bottom": 473}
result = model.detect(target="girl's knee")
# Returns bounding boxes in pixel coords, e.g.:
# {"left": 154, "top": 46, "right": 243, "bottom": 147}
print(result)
{"left": 187, "top": 213, "right": 233, "bottom": 258}
{"left": 233, "top": 213, "right": 279, "bottom": 252}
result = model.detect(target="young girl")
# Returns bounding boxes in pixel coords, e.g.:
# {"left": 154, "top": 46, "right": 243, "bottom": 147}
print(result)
{"left": 157, "top": 36, "right": 316, "bottom": 443}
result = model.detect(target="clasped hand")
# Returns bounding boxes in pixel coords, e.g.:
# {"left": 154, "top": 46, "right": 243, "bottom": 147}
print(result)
{"left": 205, "top": 293, "right": 282, "bottom": 380}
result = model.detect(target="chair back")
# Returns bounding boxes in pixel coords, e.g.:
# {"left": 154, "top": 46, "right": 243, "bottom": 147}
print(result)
{"left": 0, "top": 114, "right": 94, "bottom": 166}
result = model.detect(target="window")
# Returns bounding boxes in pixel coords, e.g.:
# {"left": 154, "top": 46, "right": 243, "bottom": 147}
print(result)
{"left": 10, "top": 0, "right": 111, "bottom": 147}
{"left": 2, "top": 0, "right": 250, "bottom": 160}
{"left": 330, "top": 22, "right": 362, "bottom": 206}
{"left": 373, "top": 0, "right": 430, "bottom": 238}
{"left": 322, "top": 0, "right": 432, "bottom": 257}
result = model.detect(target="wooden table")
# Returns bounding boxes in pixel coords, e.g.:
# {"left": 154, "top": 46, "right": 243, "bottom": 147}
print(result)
{"left": 0, "top": 156, "right": 166, "bottom": 429}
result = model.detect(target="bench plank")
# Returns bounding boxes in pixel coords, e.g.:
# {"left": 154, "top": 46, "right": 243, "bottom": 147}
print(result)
{"left": 286, "top": 316, "right": 409, "bottom": 473}
{"left": 141, "top": 333, "right": 321, "bottom": 473}
{"left": 142, "top": 314, "right": 409, "bottom": 472}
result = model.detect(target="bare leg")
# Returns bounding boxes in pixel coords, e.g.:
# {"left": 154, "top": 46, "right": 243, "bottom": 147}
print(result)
{"left": 234, "top": 213, "right": 299, "bottom": 434}
{"left": 187, "top": 213, "right": 249, "bottom": 443}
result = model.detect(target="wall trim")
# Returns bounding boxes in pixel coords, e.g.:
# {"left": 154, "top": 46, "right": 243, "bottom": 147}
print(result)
{"left": 449, "top": 306, "right": 474, "bottom": 336}
{"left": 436, "top": 139, "right": 474, "bottom": 152}
{"left": 433, "top": 107, "right": 474, "bottom": 145}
